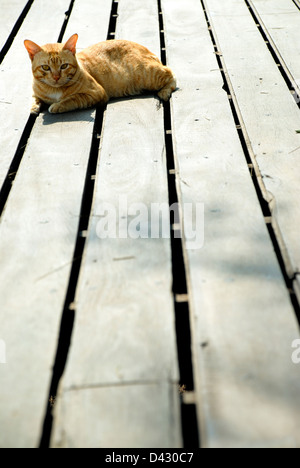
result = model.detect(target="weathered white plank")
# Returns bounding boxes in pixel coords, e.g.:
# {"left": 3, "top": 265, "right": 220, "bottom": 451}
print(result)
{"left": 0, "top": 112, "right": 94, "bottom": 448}
{"left": 163, "top": 0, "right": 300, "bottom": 448}
{"left": 250, "top": 0, "right": 300, "bottom": 97}
{"left": 295, "top": 277, "right": 300, "bottom": 307}
{"left": 205, "top": 0, "right": 300, "bottom": 280}
{"left": 52, "top": 100, "right": 178, "bottom": 387}
{"left": 0, "top": 0, "right": 70, "bottom": 191}
{"left": 64, "top": 0, "right": 112, "bottom": 48}
{"left": 116, "top": 0, "right": 161, "bottom": 56}
{"left": 0, "top": 1, "right": 112, "bottom": 449}
{"left": 0, "top": 0, "right": 29, "bottom": 52}
{"left": 54, "top": 383, "right": 180, "bottom": 449}
{"left": 52, "top": 0, "right": 182, "bottom": 448}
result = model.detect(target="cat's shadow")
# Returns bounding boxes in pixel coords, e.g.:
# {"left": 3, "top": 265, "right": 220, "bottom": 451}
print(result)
{"left": 41, "top": 107, "right": 96, "bottom": 125}
{"left": 40, "top": 94, "right": 166, "bottom": 125}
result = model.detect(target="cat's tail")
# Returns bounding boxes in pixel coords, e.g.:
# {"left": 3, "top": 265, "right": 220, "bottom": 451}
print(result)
{"left": 158, "top": 66, "right": 177, "bottom": 101}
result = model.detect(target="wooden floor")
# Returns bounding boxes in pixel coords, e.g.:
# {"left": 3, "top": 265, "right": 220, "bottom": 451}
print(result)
{"left": 0, "top": 0, "right": 300, "bottom": 449}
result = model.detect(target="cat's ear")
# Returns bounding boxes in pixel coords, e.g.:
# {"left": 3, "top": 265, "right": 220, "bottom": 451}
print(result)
{"left": 63, "top": 34, "right": 78, "bottom": 55}
{"left": 24, "top": 40, "right": 42, "bottom": 61}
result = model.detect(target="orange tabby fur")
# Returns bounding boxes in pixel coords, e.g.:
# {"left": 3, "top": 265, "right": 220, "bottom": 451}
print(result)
{"left": 24, "top": 34, "right": 176, "bottom": 114}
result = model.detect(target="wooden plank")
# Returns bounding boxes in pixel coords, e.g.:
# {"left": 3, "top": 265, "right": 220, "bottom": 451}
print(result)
{"left": 0, "top": 1, "right": 112, "bottom": 449}
{"left": 54, "top": 384, "right": 180, "bottom": 448}
{"left": 0, "top": 0, "right": 29, "bottom": 52}
{"left": 0, "top": 112, "right": 94, "bottom": 449}
{"left": 52, "top": 0, "right": 182, "bottom": 449}
{"left": 162, "top": 0, "right": 300, "bottom": 448}
{"left": 205, "top": 0, "right": 300, "bottom": 280}
{"left": 294, "top": 277, "right": 300, "bottom": 305}
{"left": 0, "top": 0, "right": 70, "bottom": 191}
{"left": 250, "top": 0, "right": 300, "bottom": 98}
{"left": 52, "top": 101, "right": 178, "bottom": 387}
{"left": 116, "top": 0, "right": 161, "bottom": 56}
{"left": 63, "top": 0, "right": 112, "bottom": 48}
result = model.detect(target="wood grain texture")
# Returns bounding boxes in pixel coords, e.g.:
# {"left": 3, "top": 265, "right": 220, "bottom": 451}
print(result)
{"left": 116, "top": 0, "right": 161, "bottom": 57}
{"left": 163, "top": 0, "right": 300, "bottom": 448}
{"left": 250, "top": 0, "right": 300, "bottom": 97}
{"left": 1, "top": 0, "right": 299, "bottom": 450}
{"left": 0, "top": 111, "right": 95, "bottom": 448}
{"left": 52, "top": 0, "right": 181, "bottom": 448}
{"left": 63, "top": 0, "right": 113, "bottom": 49}
{"left": 53, "top": 98, "right": 178, "bottom": 387}
{"left": 0, "top": 1, "right": 112, "bottom": 449}
{"left": 0, "top": 0, "right": 27, "bottom": 52}
{"left": 205, "top": 0, "right": 300, "bottom": 280}
{"left": 53, "top": 383, "right": 181, "bottom": 448}
{"left": 0, "top": 0, "right": 70, "bottom": 191}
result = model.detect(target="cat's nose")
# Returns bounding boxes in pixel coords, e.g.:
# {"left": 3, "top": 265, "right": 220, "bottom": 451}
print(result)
{"left": 53, "top": 75, "right": 60, "bottom": 82}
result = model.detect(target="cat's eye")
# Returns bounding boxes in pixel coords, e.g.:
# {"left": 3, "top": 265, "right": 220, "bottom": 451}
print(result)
{"left": 42, "top": 65, "right": 50, "bottom": 71}
{"left": 61, "top": 63, "right": 68, "bottom": 70}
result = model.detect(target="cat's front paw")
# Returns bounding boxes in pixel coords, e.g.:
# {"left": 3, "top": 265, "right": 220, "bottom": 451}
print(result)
{"left": 30, "top": 104, "right": 41, "bottom": 115}
{"left": 30, "top": 98, "right": 42, "bottom": 115}
{"left": 49, "top": 102, "right": 65, "bottom": 114}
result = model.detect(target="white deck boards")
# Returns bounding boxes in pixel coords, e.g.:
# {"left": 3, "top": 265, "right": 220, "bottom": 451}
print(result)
{"left": 0, "top": 112, "right": 94, "bottom": 448}
{"left": 0, "top": 0, "right": 70, "bottom": 191}
{"left": 163, "top": 0, "right": 300, "bottom": 448}
{"left": 0, "top": 0, "right": 28, "bottom": 52}
{"left": 52, "top": 0, "right": 181, "bottom": 449}
{"left": 205, "top": 0, "right": 300, "bottom": 280}
{"left": 0, "top": 1, "right": 112, "bottom": 449}
{"left": 250, "top": 0, "right": 300, "bottom": 96}
{"left": 0, "top": 0, "right": 300, "bottom": 450}
{"left": 116, "top": 0, "right": 160, "bottom": 55}
{"left": 53, "top": 383, "right": 180, "bottom": 449}
{"left": 64, "top": 0, "right": 113, "bottom": 49}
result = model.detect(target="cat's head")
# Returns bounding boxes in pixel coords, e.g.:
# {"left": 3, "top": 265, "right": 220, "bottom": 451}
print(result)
{"left": 24, "top": 34, "right": 79, "bottom": 87}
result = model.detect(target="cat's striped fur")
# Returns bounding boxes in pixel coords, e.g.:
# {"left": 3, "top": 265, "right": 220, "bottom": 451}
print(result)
{"left": 24, "top": 34, "right": 177, "bottom": 114}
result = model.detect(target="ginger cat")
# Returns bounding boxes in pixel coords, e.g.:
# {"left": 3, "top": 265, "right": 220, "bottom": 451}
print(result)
{"left": 24, "top": 34, "right": 176, "bottom": 114}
